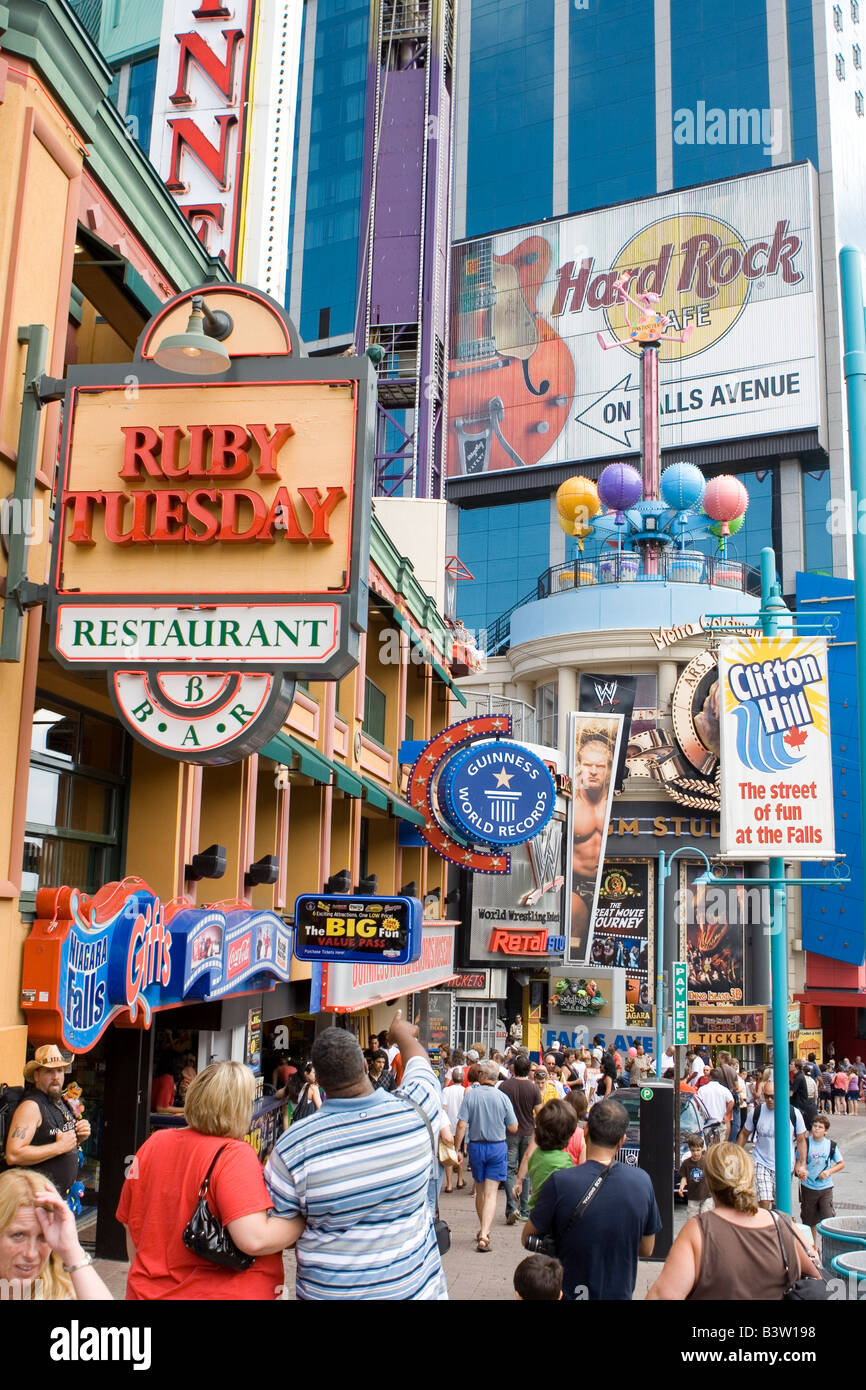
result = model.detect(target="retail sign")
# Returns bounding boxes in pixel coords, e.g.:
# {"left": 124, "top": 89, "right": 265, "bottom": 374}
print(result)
{"left": 672, "top": 961, "right": 688, "bottom": 1045}
{"left": 468, "top": 819, "right": 565, "bottom": 966}
{"left": 46, "top": 288, "right": 374, "bottom": 762}
{"left": 448, "top": 163, "right": 821, "bottom": 478}
{"left": 718, "top": 637, "right": 835, "bottom": 859}
{"left": 150, "top": 0, "right": 256, "bottom": 267}
{"left": 487, "top": 928, "right": 566, "bottom": 955}
{"left": 311, "top": 920, "right": 457, "bottom": 1013}
{"left": 688, "top": 1007, "right": 767, "bottom": 1046}
{"left": 440, "top": 742, "right": 555, "bottom": 847}
{"left": 21, "top": 879, "right": 292, "bottom": 1052}
{"left": 292, "top": 894, "right": 423, "bottom": 965}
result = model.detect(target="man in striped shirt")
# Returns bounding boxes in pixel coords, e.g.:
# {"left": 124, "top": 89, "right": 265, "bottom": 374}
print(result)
{"left": 265, "top": 1014, "right": 447, "bottom": 1300}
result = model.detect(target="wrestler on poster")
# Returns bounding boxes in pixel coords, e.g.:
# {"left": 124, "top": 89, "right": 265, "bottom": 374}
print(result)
{"left": 567, "top": 713, "right": 624, "bottom": 965}
{"left": 589, "top": 862, "right": 653, "bottom": 1029}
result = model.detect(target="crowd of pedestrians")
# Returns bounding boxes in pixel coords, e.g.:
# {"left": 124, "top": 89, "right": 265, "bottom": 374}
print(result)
{"left": 1, "top": 1023, "right": 861, "bottom": 1302}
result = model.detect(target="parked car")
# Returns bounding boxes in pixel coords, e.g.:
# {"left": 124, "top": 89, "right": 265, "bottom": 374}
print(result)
{"left": 610, "top": 1084, "right": 711, "bottom": 1185}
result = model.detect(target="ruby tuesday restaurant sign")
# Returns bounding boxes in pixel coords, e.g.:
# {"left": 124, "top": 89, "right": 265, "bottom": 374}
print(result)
{"left": 47, "top": 288, "right": 374, "bottom": 762}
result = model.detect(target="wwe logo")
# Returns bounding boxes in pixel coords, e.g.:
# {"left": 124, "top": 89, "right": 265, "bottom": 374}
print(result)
{"left": 521, "top": 823, "right": 564, "bottom": 905}
{"left": 594, "top": 681, "right": 619, "bottom": 706}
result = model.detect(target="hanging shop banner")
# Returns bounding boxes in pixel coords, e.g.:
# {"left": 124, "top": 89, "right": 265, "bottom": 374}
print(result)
{"left": 680, "top": 861, "right": 746, "bottom": 1008}
{"left": 310, "top": 920, "right": 456, "bottom": 1013}
{"left": 718, "top": 637, "right": 835, "bottom": 859}
{"left": 20, "top": 880, "right": 293, "bottom": 1052}
{"left": 567, "top": 712, "right": 625, "bottom": 965}
{"left": 688, "top": 1007, "right": 767, "bottom": 1046}
{"left": 578, "top": 674, "right": 637, "bottom": 791}
{"left": 588, "top": 861, "right": 653, "bottom": 1030}
{"left": 46, "top": 286, "right": 374, "bottom": 763}
{"left": 447, "top": 163, "right": 820, "bottom": 480}
{"left": 439, "top": 741, "right": 556, "bottom": 848}
{"left": 672, "top": 961, "right": 688, "bottom": 1045}
{"left": 292, "top": 894, "right": 423, "bottom": 965}
{"left": 467, "top": 819, "right": 566, "bottom": 965}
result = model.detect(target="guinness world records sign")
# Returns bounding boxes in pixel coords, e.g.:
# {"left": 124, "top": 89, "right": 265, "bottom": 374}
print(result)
{"left": 440, "top": 742, "right": 555, "bottom": 848}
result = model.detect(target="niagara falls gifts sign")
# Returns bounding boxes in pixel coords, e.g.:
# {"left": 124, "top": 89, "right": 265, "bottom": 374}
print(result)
{"left": 47, "top": 288, "right": 374, "bottom": 761}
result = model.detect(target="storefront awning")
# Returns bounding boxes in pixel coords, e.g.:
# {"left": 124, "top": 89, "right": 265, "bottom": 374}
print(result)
{"left": 263, "top": 732, "right": 333, "bottom": 786}
{"left": 331, "top": 759, "right": 363, "bottom": 798}
{"left": 387, "top": 606, "right": 467, "bottom": 707}
{"left": 358, "top": 774, "right": 390, "bottom": 812}
{"left": 385, "top": 789, "right": 426, "bottom": 827}
{"left": 795, "top": 989, "right": 866, "bottom": 1007}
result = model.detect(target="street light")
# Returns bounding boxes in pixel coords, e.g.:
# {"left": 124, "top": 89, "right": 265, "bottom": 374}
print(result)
{"left": 655, "top": 843, "right": 714, "bottom": 1070}
{"left": 153, "top": 295, "right": 234, "bottom": 375}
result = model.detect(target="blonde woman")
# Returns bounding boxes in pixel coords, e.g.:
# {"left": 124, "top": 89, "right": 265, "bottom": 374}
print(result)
{"left": 0, "top": 1170, "right": 111, "bottom": 1300}
{"left": 117, "top": 1061, "right": 304, "bottom": 1299}
{"left": 646, "top": 1143, "right": 820, "bottom": 1300}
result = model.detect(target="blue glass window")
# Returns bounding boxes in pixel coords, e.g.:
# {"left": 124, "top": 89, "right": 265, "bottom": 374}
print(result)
{"left": 803, "top": 468, "right": 832, "bottom": 573}
{"left": 671, "top": 0, "right": 773, "bottom": 186}
{"left": 456, "top": 498, "right": 551, "bottom": 633}
{"left": 466, "top": 0, "right": 555, "bottom": 236}
{"left": 126, "top": 55, "right": 158, "bottom": 154}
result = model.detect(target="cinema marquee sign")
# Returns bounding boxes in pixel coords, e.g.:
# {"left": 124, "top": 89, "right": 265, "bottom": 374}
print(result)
{"left": 47, "top": 290, "right": 374, "bottom": 762}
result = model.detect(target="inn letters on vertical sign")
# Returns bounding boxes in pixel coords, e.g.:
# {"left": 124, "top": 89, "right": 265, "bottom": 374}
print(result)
{"left": 718, "top": 637, "right": 835, "bottom": 858}
{"left": 567, "top": 712, "right": 624, "bottom": 966}
{"left": 578, "top": 673, "right": 637, "bottom": 791}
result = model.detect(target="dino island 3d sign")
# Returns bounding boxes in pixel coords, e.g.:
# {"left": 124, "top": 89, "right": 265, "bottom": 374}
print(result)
{"left": 718, "top": 636, "right": 835, "bottom": 859}
{"left": 20, "top": 878, "right": 294, "bottom": 1053}
{"left": 47, "top": 285, "right": 374, "bottom": 762}
{"left": 405, "top": 715, "right": 557, "bottom": 877}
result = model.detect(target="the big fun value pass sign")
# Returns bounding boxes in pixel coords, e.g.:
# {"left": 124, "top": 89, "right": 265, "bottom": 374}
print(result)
{"left": 718, "top": 636, "right": 834, "bottom": 859}
{"left": 47, "top": 287, "right": 374, "bottom": 762}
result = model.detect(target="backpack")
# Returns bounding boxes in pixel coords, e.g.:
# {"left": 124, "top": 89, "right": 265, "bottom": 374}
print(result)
{"left": 0, "top": 1084, "right": 27, "bottom": 1169}
{"left": 808, "top": 1135, "right": 838, "bottom": 1164}
{"left": 803, "top": 1074, "right": 818, "bottom": 1102}
{"left": 751, "top": 1102, "right": 804, "bottom": 1137}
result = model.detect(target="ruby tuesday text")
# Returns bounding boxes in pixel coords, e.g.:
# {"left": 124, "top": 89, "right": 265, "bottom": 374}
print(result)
{"left": 63, "top": 422, "right": 346, "bottom": 545}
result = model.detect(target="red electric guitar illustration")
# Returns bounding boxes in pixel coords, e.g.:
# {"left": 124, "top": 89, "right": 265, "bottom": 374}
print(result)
{"left": 448, "top": 235, "right": 574, "bottom": 476}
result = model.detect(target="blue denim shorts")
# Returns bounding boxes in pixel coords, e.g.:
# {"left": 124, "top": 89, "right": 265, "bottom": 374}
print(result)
{"left": 468, "top": 1140, "right": 508, "bottom": 1182}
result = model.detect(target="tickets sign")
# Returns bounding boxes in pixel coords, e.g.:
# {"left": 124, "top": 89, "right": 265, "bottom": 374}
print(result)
{"left": 293, "top": 894, "right": 423, "bottom": 965}
{"left": 718, "top": 637, "right": 834, "bottom": 859}
{"left": 688, "top": 1008, "right": 767, "bottom": 1045}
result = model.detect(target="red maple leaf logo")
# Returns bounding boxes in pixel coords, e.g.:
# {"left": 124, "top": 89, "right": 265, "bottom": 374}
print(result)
{"left": 784, "top": 726, "right": 808, "bottom": 749}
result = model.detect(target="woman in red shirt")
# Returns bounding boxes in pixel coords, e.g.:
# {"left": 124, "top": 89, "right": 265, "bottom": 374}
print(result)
{"left": 117, "top": 1061, "right": 304, "bottom": 1300}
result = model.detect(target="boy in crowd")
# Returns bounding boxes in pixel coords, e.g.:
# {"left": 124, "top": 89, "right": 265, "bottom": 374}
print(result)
{"left": 800, "top": 1116, "right": 845, "bottom": 1248}
{"left": 513, "top": 1254, "right": 563, "bottom": 1300}
{"left": 678, "top": 1133, "right": 712, "bottom": 1218}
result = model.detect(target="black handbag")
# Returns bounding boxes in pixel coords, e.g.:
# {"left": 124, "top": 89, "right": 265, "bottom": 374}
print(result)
{"left": 395, "top": 1090, "right": 451, "bottom": 1255}
{"left": 771, "top": 1211, "right": 830, "bottom": 1301}
{"left": 182, "top": 1145, "right": 254, "bottom": 1271}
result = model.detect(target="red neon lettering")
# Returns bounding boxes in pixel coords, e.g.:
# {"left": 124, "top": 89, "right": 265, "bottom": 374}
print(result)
{"left": 170, "top": 29, "right": 243, "bottom": 105}
{"left": 165, "top": 114, "right": 238, "bottom": 193}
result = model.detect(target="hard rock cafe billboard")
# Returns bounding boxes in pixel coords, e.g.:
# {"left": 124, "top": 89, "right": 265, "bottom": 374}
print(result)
{"left": 47, "top": 287, "right": 374, "bottom": 763}
{"left": 447, "top": 163, "right": 820, "bottom": 480}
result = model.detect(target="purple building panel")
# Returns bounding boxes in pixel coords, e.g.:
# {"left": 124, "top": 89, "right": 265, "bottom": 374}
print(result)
{"left": 369, "top": 73, "right": 426, "bottom": 323}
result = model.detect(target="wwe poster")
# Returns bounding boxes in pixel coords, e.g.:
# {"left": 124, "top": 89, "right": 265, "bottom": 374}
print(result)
{"left": 681, "top": 861, "right": 746, "bottom": 1007}
{"left": 578, "top": 673, "right": 637, "bottom": 791}
{"left": 567, "top": 711, "right": 624, "bottom": 965}
{"left": 589, "top": 861, "right": 653, "bottom": 1030}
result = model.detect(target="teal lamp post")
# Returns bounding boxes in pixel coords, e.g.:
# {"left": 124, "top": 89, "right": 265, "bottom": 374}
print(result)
{"left": 655, "top": 844, "right": 714, "bottom": 1071}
